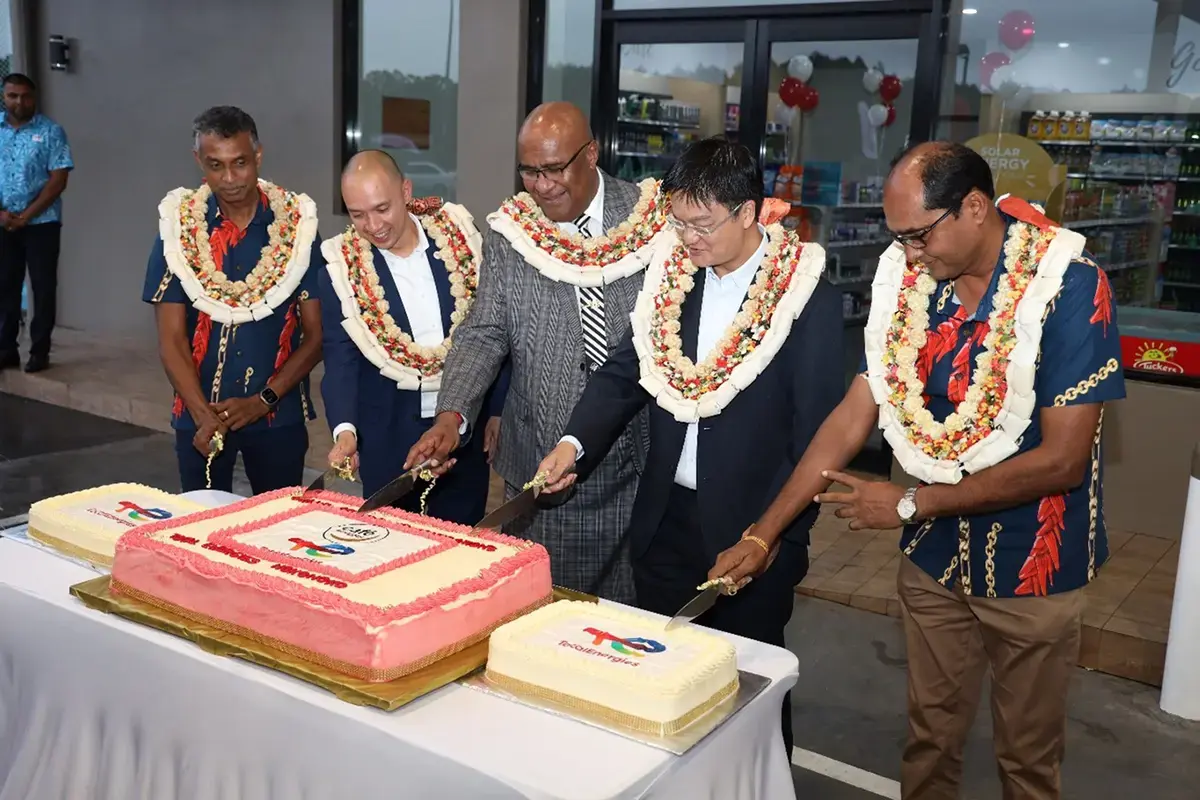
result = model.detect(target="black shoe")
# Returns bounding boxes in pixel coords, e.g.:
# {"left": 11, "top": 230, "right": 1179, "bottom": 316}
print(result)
{"left": 24, "top": 354, "right": 49, "bottom": 373}
{"left": 0, "top": 351, "right": 17, "bottom": 370}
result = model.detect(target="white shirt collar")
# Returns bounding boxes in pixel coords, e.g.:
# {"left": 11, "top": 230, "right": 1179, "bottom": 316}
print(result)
{"left": 379, "top": 214, "right": 428, "bottom": 261}
{"left": 581, "top": 172, "right": 605, "bottom": 231}
{"left": 707, "top": 226, "right": 767, "bottom": 288}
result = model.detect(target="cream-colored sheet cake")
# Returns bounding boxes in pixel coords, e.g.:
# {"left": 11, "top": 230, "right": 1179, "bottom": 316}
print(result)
{"left": 486, "top": 600, "right": 739, "bottom": 735}
{"left": 27, "top": 483, "right": 206, "bottom": 567}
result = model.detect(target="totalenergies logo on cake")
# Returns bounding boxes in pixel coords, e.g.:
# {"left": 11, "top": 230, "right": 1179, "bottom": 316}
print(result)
{"left": 288, "top": 537, "right": 354, "bottom": 558}
{"left": 115, "top": 501, "right": 174, "bottom": 522}
{"left": 582, "top": 628, "right": 666, "bottom": 658}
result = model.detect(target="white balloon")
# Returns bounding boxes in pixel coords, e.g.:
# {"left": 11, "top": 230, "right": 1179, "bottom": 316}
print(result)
{"left": 989, "top": 64, "right": 1017, "bottom": 92}
{"left": 867, "top": 103, "right": 890, "bottom": 128}
{"left": 774, "top": 103, "right": 796, "bottom": 125}
{"left": 787, "top": 55, "right": 814, "bottom": 83}
{"left": 863, "top": 68, "right": 884, "bottom": 94}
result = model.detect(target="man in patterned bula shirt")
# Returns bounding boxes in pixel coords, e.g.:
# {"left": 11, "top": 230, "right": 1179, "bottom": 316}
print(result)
{"left": 713, "top": 142, "right": 1124, "bottom": 799}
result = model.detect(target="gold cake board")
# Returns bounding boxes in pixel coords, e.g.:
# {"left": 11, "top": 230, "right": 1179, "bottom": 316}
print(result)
{"left": 70, "top": 575, "right": 594, "bottom": 712}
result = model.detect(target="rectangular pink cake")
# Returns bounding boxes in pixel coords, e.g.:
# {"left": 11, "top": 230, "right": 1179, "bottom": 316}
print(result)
{"left": 111, "top": 488, "right": 552, "bottom": 682}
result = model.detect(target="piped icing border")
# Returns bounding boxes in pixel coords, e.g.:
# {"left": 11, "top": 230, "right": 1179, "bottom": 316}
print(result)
{"left": 207, "top": 503, "right": 452, "bottom": 584}
{"left": 114, "top": 488, "right": 551, "bottom": 630}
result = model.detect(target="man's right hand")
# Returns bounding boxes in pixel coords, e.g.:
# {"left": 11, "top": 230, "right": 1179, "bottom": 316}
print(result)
{"left": 328, "top": 431, "right": 360, "bottom": 473}
{"left": 405, "top": 412, "right": 462, "bottom": 473}
{"left": 192, "top": 415, "right": 227, "bottom": 456}
{"left": 537, "top": 441, "right": 579, "bottom": 494}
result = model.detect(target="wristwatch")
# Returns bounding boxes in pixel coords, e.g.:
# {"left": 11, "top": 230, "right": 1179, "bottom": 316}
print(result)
{"left": 896, "top": 486, "right": 920, "bottom": 524}
{"left": 259, "top": 386, "right": 280, "bottom": 409}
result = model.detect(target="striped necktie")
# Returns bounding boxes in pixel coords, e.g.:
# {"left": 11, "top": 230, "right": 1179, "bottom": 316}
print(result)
{"left": 575, "top": 213, "right": 607, "bottom": 368}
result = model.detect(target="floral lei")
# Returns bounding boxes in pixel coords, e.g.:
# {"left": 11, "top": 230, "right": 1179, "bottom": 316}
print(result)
{"left": 630, "top": 224, "right": 825, "bottom": 422}
{"left": 486, "top": 178, "right": 670, "bottom": 287}
{"left": 321, "top": 199, "right": 482, "bottom": 392}
{"left": 158, "top": 180, "right": 318, "bottom": 325}
{"left": 862, "top": 198, "right": 1085, "bottom": 485}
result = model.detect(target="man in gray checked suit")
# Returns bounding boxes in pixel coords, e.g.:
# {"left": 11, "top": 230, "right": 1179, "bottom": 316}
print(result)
{"left": 406, "top": 102, "right": 649, "bottom": 604}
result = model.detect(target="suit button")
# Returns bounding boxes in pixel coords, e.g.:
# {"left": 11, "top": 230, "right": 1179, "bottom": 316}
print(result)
{"left": 580, "top": 362, "right": 588, "bottom": 372}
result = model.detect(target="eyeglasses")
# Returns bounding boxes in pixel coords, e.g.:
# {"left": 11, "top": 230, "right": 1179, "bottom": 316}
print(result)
{"left": 668, "top": 202, "right": 746, "bottom": 238}
{"left": 517, "top": 141, "right": 593, "bottom": 182}
{"left": 892, "top": 207, "right": 954, "bottom": 248}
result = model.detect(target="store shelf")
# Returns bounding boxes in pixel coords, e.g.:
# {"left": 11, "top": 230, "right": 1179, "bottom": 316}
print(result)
{"left": 615, "top": 151, "right": 676, "bottom": 159}
{"left": 1102, "top": 259, "right": 1152, "bottom": 273}
{"left": 827, "top": 237, "right": 891, "bottom": 249}
{"left": 1163, "top": 281, "right": 1200, "bottom": 290}
{"left": 1168, "top": 244, "right": 1200, "bottom": 251}
{"left": 1045, "top": 139, "right": 1200, "bottom": 149}
{"left": 617, "top": 116, "right": 700, "bottom": 131}
{"left": 830, "top": 276, "right": 873, "bottom": 286}
{"left": 1064, "top": 215, "right": 1156, "bottom": 230}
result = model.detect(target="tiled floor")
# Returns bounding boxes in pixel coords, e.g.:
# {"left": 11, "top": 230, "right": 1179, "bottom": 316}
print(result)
{"left": 2, "top": 327, "right": 1182, "bottom": 686}
{"left": 798, "top": 512, "right": 1180, "bottom": 687}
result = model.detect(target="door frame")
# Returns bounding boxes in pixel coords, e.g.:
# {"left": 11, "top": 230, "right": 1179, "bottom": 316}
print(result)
{"left": 593, "top": 1, "right": 947, "bottom": 174}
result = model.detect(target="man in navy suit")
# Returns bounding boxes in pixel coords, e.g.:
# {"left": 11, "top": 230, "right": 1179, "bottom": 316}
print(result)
{"left": 536, "top": 138, "right": 844, "bottom": 753}
{"left": 319, "top": 150, "right": 507, "bottom": 523}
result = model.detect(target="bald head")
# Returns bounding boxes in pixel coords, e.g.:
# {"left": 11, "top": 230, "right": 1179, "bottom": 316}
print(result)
{"left": 517, "top": 102, "right": 598, "bottom": 222}
{"left": 342, "top": 149, "right": 415, "bottom": 253}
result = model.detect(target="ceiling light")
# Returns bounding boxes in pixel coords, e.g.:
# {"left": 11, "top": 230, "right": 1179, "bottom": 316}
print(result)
{"left": 963, "top": 7, "right": 978, "bottom": 13}
{"left": 1058, "top": 42, "right": 1070, "bottom": 48}
{"left": 1098, "top": 57, "right": 1112, "bottom": 65}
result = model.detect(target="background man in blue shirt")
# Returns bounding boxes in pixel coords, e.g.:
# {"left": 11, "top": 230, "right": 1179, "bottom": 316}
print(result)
{"left": 142, "top": 107, "right": 323, "bottom": 494}
{"left": 0, "top": 73, "right": 73, "bottom": 373}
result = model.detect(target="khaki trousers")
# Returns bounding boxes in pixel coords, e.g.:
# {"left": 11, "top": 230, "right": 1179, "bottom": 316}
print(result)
{"left": 897, "top": 555, "right": 1084, "bottom": 800}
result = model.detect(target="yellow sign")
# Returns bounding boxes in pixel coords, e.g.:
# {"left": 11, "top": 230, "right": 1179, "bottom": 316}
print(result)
{"left": 965, "top": 133, "right": 1064, "bottom": 220}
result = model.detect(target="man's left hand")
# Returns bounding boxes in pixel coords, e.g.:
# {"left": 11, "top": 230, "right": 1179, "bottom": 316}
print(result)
{"left": 815, "top": 470, "right": 907, "bottom": 530}
{"left": 211, "top": 397, "right": 270, "bottom": 432}
{"left": 483, "top": 417, "right": 501, "bottom": 465}
{"left": 5, "top": 212, "right": 27, "bottom": 231}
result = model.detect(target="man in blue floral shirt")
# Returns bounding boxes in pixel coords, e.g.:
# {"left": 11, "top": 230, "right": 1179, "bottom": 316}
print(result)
{"left": 0, "top": 73, "right": 73, "bottom": 373}
{"left": 715, "top": 142, "right": 1124, "bottom": 799}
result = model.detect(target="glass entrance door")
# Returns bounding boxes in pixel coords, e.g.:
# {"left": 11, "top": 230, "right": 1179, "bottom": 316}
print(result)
{"left": 600, "top": 20, "right": 754, "bottom": 183}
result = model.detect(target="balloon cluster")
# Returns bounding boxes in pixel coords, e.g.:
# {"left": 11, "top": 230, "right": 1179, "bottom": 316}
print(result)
{"left": 862, "top": 68, "right": 901, "bottom": 128}
{"left": 779, "top": 55, "right": 819, "bottom": 114}
{"left": 980, "top": 9, "right": 1035, "bottom": 91}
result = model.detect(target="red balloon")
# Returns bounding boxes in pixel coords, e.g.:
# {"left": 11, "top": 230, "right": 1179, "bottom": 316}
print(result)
{"left": 979, "top": 50, "right": 1012, "bottom": 90}
{"left": 878, "top": 74, "right": 902, "bottom": 103}
{"left": 779, "top": 77, "right": 805, "bottom": 108}
{"left": 998, "top": 10, "right": 1035, "bottom": 52}
{"left": 795, "top": 83, "right": 820, "bottom": 113}
{"left": 883, "top": 104, "right": 897, "bottom": 127}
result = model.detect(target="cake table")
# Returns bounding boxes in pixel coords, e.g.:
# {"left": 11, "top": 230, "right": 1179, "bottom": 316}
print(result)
{"left": 0, "top": 505, "right": 800, "bottom": 799}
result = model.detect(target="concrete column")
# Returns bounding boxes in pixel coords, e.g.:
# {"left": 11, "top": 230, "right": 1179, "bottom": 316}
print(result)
{"left": 456, "top": 0, "right": 528, "bottom": 219}
{"left": 939, "top": 0, "right": 965, "bottom": 123}
{"left": 9, "top": 0, "right": 32, "bottom": 73}
{"left": 1148, "top": 0, "right": 1183, "bottom": 92}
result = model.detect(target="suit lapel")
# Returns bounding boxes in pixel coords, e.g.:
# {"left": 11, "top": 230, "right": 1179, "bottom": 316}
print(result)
{"left": 424, "top": 232, "right": 454, "bottom": 334}
{"left": 681, "top": 271, "right": 703, "bottom": 361}
{"left": 371, "top": 247, "right": 413, "bottom": 337}
{"left": 599, "top": 171, "right": 642, "bottom": 348}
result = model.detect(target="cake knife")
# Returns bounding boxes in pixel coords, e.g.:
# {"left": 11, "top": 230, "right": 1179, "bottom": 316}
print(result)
{"left": 472, "top": 468, "right": 559, "bottom": 531}
{"left": 356, "top": 460, "right": 433, "bottom": 512}
{"left": 665, "top": 577, "right": 737, "bottom": 630}
{"left": 297, "top": 458, "right": 357, "bottom": 502}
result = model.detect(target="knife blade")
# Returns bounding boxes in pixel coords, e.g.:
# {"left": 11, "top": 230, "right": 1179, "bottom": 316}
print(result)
{"left": 356, "top": 460, "right": 431, "bottom": 513}
{"left": 296, "top": 460, "right": 356, "bottom": 502}
{"left": 473, "top": 485, "right": 539, "bottom": 532}
{"left": 665, "top": 577, "right": 737, "bottom": 630}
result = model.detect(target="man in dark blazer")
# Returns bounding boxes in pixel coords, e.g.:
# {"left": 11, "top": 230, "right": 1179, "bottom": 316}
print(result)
{"left": 319, "top": 150, "right": 507, "bottom": 523}
{"left": 406, "top": 103, "right": 653, "bottom": 603}
{"left": 537, "top": 138, "right": 844, "bottom": 752}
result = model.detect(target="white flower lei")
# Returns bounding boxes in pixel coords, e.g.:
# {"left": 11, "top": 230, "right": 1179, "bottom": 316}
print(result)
{"left": 158, "top": 179, "right": 318, "bottom": 325}
{"left": 321, "top": 202, "right": 482, "bottom": 392}
{"left": 630, "top": 225, "right": 826, "bottom": 422}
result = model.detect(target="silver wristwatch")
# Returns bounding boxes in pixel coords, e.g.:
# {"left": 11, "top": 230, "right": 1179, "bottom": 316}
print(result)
{"left": 896, "top": 486, "right": 919, "bottom": 524}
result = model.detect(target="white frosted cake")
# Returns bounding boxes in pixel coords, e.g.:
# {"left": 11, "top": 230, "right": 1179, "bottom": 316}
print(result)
{"left": 486, "top": 600, "right": 739, "bottom": 734}
{"left": 27, "top": 483, "right": 206, "bottom": 567}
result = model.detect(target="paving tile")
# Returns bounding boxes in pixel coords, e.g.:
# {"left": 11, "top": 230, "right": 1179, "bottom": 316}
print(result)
{"left": 1096, "top": 628, "right": 1166, "bottom": 686}
{"left": 1079, "top": 622, "right": 1103, "bottom": 671}
{"left": 1119, "top": 533, "right": 1175, "bottom": 562}
{"left": 1105, "top": 614, "right": 1169, "bottom": 646}
{"left": 849, "top": 594, "right": 890, "bottom": 615}
{"left": 1106, "top": 529, "right": 1136, "bottom": 553}
{"left": 1113, "top": 582, "right": 1174, "bottom": 627}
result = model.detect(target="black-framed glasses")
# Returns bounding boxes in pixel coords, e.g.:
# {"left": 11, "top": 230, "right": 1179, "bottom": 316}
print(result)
{"left": 517, "top": 140, "right": 592, "bottom": 182}
{"left": 668, "top": 202, "right": 746, "bottom": 238}
{"left": 892, "top": 207, "right": 955, "bottom": 248}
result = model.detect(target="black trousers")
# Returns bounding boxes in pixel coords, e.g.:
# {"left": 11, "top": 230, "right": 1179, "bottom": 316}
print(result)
{"left": 633, "top": 484, "right": 809, "bottom": 755}
{"left": 175, "top": 424, "right": 309, "bottom": 495}
{"left": 0, "top": 221, "right": 61, "bottom": 358}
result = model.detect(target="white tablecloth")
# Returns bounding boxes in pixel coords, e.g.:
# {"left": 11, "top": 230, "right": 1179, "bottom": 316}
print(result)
{"left": 0, "top": 526, "right": 798, "bottom": 799}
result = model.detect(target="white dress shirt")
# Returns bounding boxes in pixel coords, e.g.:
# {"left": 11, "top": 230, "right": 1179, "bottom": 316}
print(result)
{"left": 333, "top": 216, "right": 446, "bottom": 441}
{"left": 672, "top": 230, "right": 767, "bottom": 489}
{"left": 562, "top": 228, "right": 768, "bottom": 490}
{"left": 554, "top": 173, "right": 606, "bottom": 317}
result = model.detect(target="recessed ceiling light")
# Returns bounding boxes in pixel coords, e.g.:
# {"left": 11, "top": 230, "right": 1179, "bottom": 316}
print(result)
{"left": 1058, "top": 42, "right": 1070, "bottom": 48}
{"left": 1098, "top": 57, "right": 1112, "bottom": 65}
{"left": 963, "top": 7, "right": 978, "bottom": 13}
